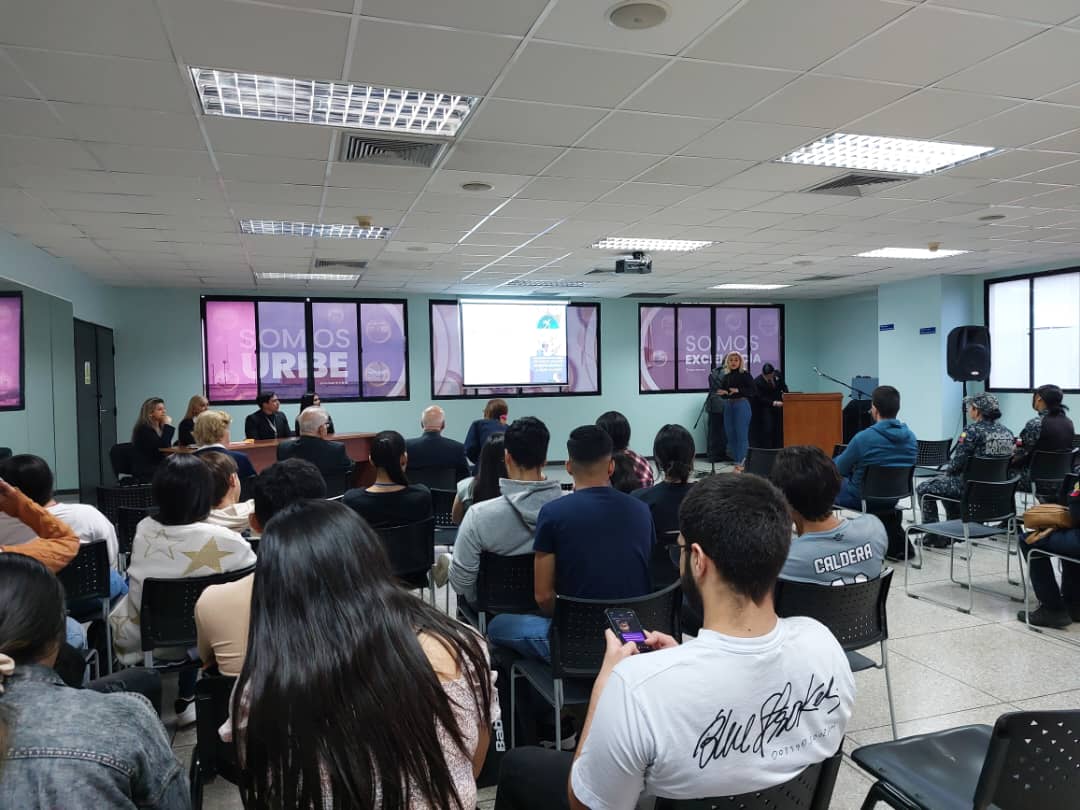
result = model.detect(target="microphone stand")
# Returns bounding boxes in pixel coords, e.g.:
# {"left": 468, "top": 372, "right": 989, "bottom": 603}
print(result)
{"left": 812, "top": 367, "right": 873, "bottom": 400}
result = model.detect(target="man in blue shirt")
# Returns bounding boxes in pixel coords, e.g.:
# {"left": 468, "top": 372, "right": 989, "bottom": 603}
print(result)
{"left": 486, "top": 424, "right": 654, "bottom": 662}
{"left": 834, "top": 385, "right": 917, "bottom": 510}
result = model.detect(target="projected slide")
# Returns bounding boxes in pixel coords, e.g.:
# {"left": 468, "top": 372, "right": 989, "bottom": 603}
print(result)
{"left": 461, "top": 300, "right": 568, "bottom": 387}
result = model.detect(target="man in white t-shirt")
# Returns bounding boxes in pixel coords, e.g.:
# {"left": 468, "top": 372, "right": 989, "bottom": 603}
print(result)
{"left": 494, "top": 473, "right": 855, "bottom": 810}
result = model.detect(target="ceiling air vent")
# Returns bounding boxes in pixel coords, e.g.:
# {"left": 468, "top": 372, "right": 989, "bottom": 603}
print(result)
{"left": 338, "top": 134, "right": 446, "bottom": 168}
{"left": 622, "top": 292, "right": 676, "bottom": 299}
{"left": 805, "top": 172, "right": 913, "bottom": 197}
{"left": 314, "top": 259, "right": 368, "bottom": 270}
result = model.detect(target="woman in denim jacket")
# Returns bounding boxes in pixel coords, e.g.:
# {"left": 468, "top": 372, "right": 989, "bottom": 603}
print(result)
{"left": 0, "top": 554, "right": 189, "bottom": 809}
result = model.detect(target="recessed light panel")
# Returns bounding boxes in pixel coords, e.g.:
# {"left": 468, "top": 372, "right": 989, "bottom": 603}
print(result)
{"left": 191, "top": 67, "right": 478, "bottom": 137}
{"left": 255, "top": 272, "right": 360, "bottom": 282}
{"left": 591, "top": 238, "right": 714, "bottom": 252}
{"left": 856, "top": 247, "right": 970, "bottom": 259}
{"left": 711, "top": 283, "right": 791, "bottom": 290}
{"left": 778, "top": 133, "right": 995, "bottom": 175}
{"left": 240, "top": 220, "right": 391, "bottom": 239}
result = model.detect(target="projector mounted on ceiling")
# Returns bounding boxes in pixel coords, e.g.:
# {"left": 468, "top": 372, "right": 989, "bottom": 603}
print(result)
{"left": 589, "top": 251, "right": 653, "bottom": 275}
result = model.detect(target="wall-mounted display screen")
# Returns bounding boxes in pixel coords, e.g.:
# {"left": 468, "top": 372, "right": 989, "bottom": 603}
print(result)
{"left": 0, "top": 293, "right": 23, "bottom": 410}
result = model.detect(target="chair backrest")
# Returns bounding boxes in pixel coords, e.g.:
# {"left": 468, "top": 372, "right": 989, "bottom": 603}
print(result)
{"left": 1059, "top": 473, "right": 1079, "bottom": 505}
{"left": 238, "top": 475, "right": 257, "bottom": 502}
{"left": 861, "top": 465, "right": 914, "bottom": 503}
{"left": 832, "top": 444, "right": 848, "bottom": 459}
{"left": 108, "top": 442, "right": 136, "bottom": 478}
{"left": 550, "top": 582, "right": 681, "bottom": 679}
{"left": 1028, "top": 449, "right": 1076, "bottom": 482}
{"left": 916, "top": 438, "right": 952, "bottom": 467}
{"left": 96, "top": 483, "right": 155, "bottom": 525}
{"left": 476, "top": 552, "right": 536, "bottom": 615}
{"left": 962, "top": 455, "right": 1011, "bottom": 483}
{"left": 654, "top": 750, "right": 844, "bottom": 810}
{"left": 974, "top": 710, "right": 1080, "bottom": 810}
{"left": 117, "top": 505, "right": 158, "bottom": 559}
{"left": 960, "top": 478, "right": 1020, "bottom": 525}
{"left": 140, "top": 566, "right": 255, "bottom": 652}
{"left": 409, "top": 466, "right": 457, "bottom": 491}
{"left": 744, "top": 447, "right": 779, "bottom": 477}
{"left": 57, "top": 539, "right": 111, "bottom": 605}
{"left": 376, "top": 517, "right": 435, "bottom": 580}
{"left": 775, "top": 570, "right": 892, "bottom": 652}
{"left": 321, "top": 470, "right": 349, "bottom": 499}
{"left": 430, "top": 488, "right": 456, "bottom": 529}
{"left": 194, "top": 675, "right": 240, "bottom": 785}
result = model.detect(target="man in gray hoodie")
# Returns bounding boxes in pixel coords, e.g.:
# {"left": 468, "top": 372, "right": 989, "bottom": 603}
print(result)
{"left": 450, "top": 416, "right": 563, "bottom": 606}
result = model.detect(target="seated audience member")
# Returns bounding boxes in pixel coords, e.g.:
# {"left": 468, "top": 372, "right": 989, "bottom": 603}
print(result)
{"left": 1018, "top": 478, "right": 1080, "bottom": 628}
{"left": 0, "top": 479, "right": 78, "bottom": 574}
{"left": 176, "top": 394, "right": 208, "bottom": 447}
{"left": 834, "top": 385, "right": 917, "bottom": 510}
{"left": 196, "top": 459, "right": 326, "bottom": 678}
{"left": 294, "top": 391, "right": 334, "bottom": 435}
{"left": 224, "top": 500, "right": 497, "bottom": 810}
{"left": 494, "top": 474, "right": 855, "bottom": 810}
{"left": 0, "top": 555, "right": 189, "bottom": 808}
{"left": 342, "top": 430, "right": 433, "bottom": 529}
{"left": 631, "top": 424, "right": 695, "bottom": 538}
{"left": 193, "top": 409, "right": 257, "bottom": 479}
{"left": 0, "top": 454, "right": 125, "bottom": 599}
{"left": 452, "top": 432, "right": 509, "bottom": 525}
{"left": 917, "top": 393, "right": 1015, "bottom": 530}
{"left": 1011, "top": 384, "right": 1074, "bottom": 490}
{"left": 407, "top": 405, "right": 470, "bottom": 483}
{"left": 199, "top": 451, "right": 255, "bottom": 533}
{"left": 610, "top": 453, "right": 643, "bottom": 494}
{"left": 596, "top": 410, "right": 654, "bottom": 488}
{"left": 464, "top": 398, "right": 509, "bottom": 466}
{"left": 486, "top": 425, "right": 653, "bottom": 662}
{"left": 110, "top": 454, "right": 255, "bottom": 722}
{"left": 450, "top": 418, "right": 562, "bottom": 606}
{"left": 130, "top": 397, "right": 175, "bottom": 481}
{"left": 771, "top": 446, "right": 888, "bottom": 580}
{"left": 243, "top": 391, "right": 291, "bottom": 441}
{"left": 276, "top": 406, "right": 353, "bottom": 481}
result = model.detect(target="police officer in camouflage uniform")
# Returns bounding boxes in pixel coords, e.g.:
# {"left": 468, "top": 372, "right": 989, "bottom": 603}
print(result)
{"left": 917, "top": 393, "right": 1015, "bottom": 529}
{"left": 1010, "top": 384, "right": 1075, "bottom": 491}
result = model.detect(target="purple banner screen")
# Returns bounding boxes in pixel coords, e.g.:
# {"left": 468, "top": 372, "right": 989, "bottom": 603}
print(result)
{"left": 714, "top": 307, "right": 749, "bottom": 369}
{"left": 361, "top": 303, "right": 408, "bottom": 398}
{"left": 257, "top": 301, "right": 308, "bottom": 400}
{"left": 312, "top": 302, "right": 359, "bottom": 399}
{"left": 205, "top": 300, "right": 258, "bottom": 402}
{"left": 677, "top": 307, "right": 712, "bottom": 391}
{"left": 640, "top": 306, "right": 675, "bottom": 392}
{"left": 748, "top": 307, "right": 782, "bottom": 376}
{"left": 0, "top": 296, "right": 22, "bottom": 408}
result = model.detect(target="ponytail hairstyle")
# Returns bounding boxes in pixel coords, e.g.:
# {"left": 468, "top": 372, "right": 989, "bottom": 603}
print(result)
{"left": 369, "top": 430, "right": 410, "bottom": 487}
{"left": 0, "top": 555, "right": 67, "bottom": 759}
{"left": 1035, "top": 384, "right": 1068, "bottom": 415}
{"left": 653, "top": 424, "right": 695, "bottom": 484}
{"left": 471, "top": 433, "right": 508, "bottom": 505}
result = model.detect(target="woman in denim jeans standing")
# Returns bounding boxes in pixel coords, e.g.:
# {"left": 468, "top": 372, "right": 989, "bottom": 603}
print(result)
{"left": 0, "top": 554, "right": 188, "bottom": 809}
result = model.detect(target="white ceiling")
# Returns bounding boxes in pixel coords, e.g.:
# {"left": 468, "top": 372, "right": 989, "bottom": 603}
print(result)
{"left": 3, "top": 0, "right": 1080, "bottom": 299}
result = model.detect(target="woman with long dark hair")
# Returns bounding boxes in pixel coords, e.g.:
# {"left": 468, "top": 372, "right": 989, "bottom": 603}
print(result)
{"left": 1012, "top": 384, "right": 1075, "bottom": 489}
{"left": 343, "top": 430, "right": 433, "bottom": 528}
{"left": 452, "top": 433, "right": 508, "bottom": 525}
{"left": 227, "top": 499, "right": 497, "bottom": 810}
{"left": 295, "top": 392, "right": 335, "bottom": 435}
{"left": 633, "top": 424, "right": 696, "bottom": 535}
{"left": 0, "top": 554, "right": 188, "bottom": 807}
{"left": 130, "top": 397, "right": 175, "bottom": 481}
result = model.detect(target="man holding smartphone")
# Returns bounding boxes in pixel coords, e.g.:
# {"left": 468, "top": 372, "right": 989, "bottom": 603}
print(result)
{"left": 495, "top": 474, "right": 856, "bottom": 810}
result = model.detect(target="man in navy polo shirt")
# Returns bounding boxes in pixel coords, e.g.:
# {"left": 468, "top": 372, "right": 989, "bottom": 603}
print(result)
{"left": 487, "top": 425, "right": 654, "bottom": 662}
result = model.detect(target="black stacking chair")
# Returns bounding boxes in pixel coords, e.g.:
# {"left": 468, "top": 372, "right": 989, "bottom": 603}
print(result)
{"left": 743, "top": 447, "right": 780, "bottom": 477}
{"left": 431, "top": 488, "right": 457, "bottom": 540}
{"left": 1025, "top": 449, "right": 1077, "bottom": 506}
{"left": 858, "top": 465, "right": 915, "bottom": 515}
{"left": 97, "top": 482, "right": 154, "bottom": 526}
{"left": 917, "top": 455, "right": 1011, "bottom": 528}
{"left": 376, "top": 517, "right": 436, "bottom": 605}
{"left": 108, "top": 442, "right": 137, "bottom": 481}
{"left": 1057, "top": 472, "right": 1078, "bottom": 504}
{"left": 510, "top": 582, "right": 681, "bottom": 750}
{"left": 472, "top": 552, "right": 536, "bottom": 634}
{"left": 189, "top": 675, "right": 239, "bottom": 810}
{"left": 322, "top": 469, "right": 350, "bottom": 499}
{"left": 655, "top": 750, "right": 843, "bottom": 809}
{"left": 832, "top": 443, "right": 848, "bottom": 459}
{"left": 852, "top": 710, "right": 1080, "bottom": 810}
{"left": 776, "top": 571, "right": 896, "bottom": 738}
{"left": 914, "top": 438, "right": 952, "bottom": 479}
{"left": 117, "top": 504, "right": 158, "bottom": 571}
{"left": 57, "top": 539, "right": 113, "bottom": 675}
{"left": 140, "top": 566, "right": 255, "bottom": 669}
{"left": 409, "top": 466, "right": 457, "bottom": 491}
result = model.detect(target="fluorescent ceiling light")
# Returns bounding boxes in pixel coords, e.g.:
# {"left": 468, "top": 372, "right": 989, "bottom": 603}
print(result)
{"left": 190, "top": 67, "right": 477, "bottom": 137}
{"left": 591, "top": 238, "right": 714, "bottom": 252}
{"left": 856, "top": 247, "right": 970, "bottom": 259}
{"left": 240, "top": 220, "right": 391, "bottom": 239}
{"left": 778, "top": 133, "right": 995, "bottom": 175}
{"left": 711, "top": 283, "right": 790, "bottom": 290}
{"left": 255, "top": 272, "right": 360, "bottom": 282}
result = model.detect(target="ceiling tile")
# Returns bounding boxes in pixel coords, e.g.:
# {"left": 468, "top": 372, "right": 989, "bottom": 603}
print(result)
{"left": 751, "top": 193, "right": 849, "bottom": 214}
{"left": 681, "top": 187, "right": 780, "bottom": 210}
{"left": 426, "top": 169, "right": 532, "bottom": 197}
{"left": 0, "top": 98, "right": 70, "bottom": 139}
{"left": 465, "top": 99, "right": 606, "bottom": 147}
{"left": 722, "top": 163, "right": 841, "bottom": 192}
{"left": 162, "top": 0, "right": 349, "bottom": 78}
{"left": 679, "top": 121, "right": 826, "bottom": 161}
{"left": 941, "top": 103, "right": 1080, "bottom": 147}
{"left": 945, "top": 148, "right": 1078, "bottom": 179}
{"left": 54, "top": 103, "right": 205, "bottom": 149}
{"left": 578, "top": 111, "right": 717, "bottom": 154}
{"left": 929, "top": 0, "right": 1080, "bottom": 24}
{"left": 822, "top": 6, "right": 1039, "bottom": 85}
{"left": 738, "top": 75, "right": 913, "bottom": 129}
{"left": 328, "top": 163, "right": 431, "bottom": 191}
{"left": 519, "top": 177, "right": 620, "bottom": 202}
{"left": 542, "top": 148, "right": 661, "bottom": 181}
{"left": 600, "top": 182, "right": 701, "bottom": 206}
{"left": 349, "top": 19, "right": 518, "bottom": 95}
{"left": 0, "top": 0, "right": 173, "bottom": 60}
{"left": 939, "top": 28, "right": 1080, "bottom": 99}
{"left": 443, "top": 140, "right": 561, "bottom": 174}
{"left": 204, "top": 118, "right": 333, "bottom": 159}
{"left": 847, "top": 89, "right": 1019, "bottom": 139}
{"left": 86, "top": 143, "right": 215, "bottom": 176}
{"left": 223, "top": 182, "right": 322, "bottom": 206}
{"left": 944, "top": 180, "right": 1057, "bottom": 204}
{"left": 321, "top": 187, "right": 418, "bottom": 210}
{"left": 493, "top": 198, "right": 585, "bottom": 219}
{"left": 494, "top": 42, "right": 665, "bottom": 107}
{"left": 636, "top": 157, "right": 753, "bottom": 186}
{"left": 0, "top": 135, "right": 97, "bottom": 169}
{"left": 1032, "top": 128, "right": 1080, "bottom": 153}
{"left": 1023, "top": 160, "right": 1080, "bottom": 184}
{"left": 217, "top": 154, "right": 326, "bottom": 185}
{"left": 361, "top": 0, "right": 547, "bottom": 35}
{"left": 687, "top": 0, "right": 907, "bottom": 70}
{"left": 625, "top": 62, "right": 796, "bottom": 119}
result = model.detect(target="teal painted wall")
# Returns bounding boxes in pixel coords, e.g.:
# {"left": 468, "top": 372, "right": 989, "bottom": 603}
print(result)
{"left": 811, "top": 293, "right": 879, "bottom": 394}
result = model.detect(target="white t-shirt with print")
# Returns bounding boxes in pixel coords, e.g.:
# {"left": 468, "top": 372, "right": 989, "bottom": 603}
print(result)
{"left": 0, "top": 502, "right": 118, "bottom": 568}
{"left": 571, "top": 617, "right": 855, "bottom": 810}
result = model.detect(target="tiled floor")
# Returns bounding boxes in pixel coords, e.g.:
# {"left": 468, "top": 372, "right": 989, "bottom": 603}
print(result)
{"left": 176, "top": 463, "right": 1080, "bottom": 809}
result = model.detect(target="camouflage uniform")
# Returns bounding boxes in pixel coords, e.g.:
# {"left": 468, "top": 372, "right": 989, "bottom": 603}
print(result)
{"left": 1013, "top": 413, "right": 1045, "bottom": 490}
{"left": 917, "top": 394, "right": 1016, "bottom": 522}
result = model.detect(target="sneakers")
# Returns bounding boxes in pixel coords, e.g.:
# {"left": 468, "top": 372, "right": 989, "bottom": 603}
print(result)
{"left": 539, "top": 717, "right": 578, "bottom": 751}
{"left": 432, "top": 553, "right": 452, "bottom": 588}
{"left": 1017, "top": 606, "right": 1072, "bottom": 629}
{"left": 174, "top": 696, "right": 197, "bottom": 728}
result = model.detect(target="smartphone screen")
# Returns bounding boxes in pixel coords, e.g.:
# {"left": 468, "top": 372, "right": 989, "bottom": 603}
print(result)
{"left": 605, "top": 608, "right": 651, "bottom": 652}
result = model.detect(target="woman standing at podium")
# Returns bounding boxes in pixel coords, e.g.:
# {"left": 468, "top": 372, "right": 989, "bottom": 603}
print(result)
{"left": 718, "top": 351, "right": 755, "bottom": 468}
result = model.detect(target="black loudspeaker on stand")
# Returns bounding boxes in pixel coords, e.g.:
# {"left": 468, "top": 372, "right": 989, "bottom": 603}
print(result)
{"left": 946, "top": 325, "right": 991, "bottom": 382}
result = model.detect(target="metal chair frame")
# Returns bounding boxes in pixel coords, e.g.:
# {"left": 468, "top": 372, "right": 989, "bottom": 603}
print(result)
{"left": 57, "top": 539, "right": 113, "bottom": 675}
{"left": 1021, "top": 449, "right": 1078, "bottom": 510}
{"left": 743, "top": 447, "right": 780, "bottom": 477}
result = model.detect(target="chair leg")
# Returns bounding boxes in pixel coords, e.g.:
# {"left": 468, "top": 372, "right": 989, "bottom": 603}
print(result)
{"left": 553, "top": 679, "right": 563, "bottom": 751}
{"left": 510, "top": 666, "right": 518, "bottom": 750}
{"left": 881, "top": 640, "right": 897, "bottom": 740}
{"left": 101, "top": 597, "right": 113, "bottom": 675}
{"left": 189, "top": 748, "right": 203, "bottom": 810}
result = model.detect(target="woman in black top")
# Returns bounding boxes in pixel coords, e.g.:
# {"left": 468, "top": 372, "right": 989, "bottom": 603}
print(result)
{"left": 632, "top": 424, "right": 695, "bottom": 587}
{"left": 176, "top": 394, "right": 208, "bottom": 447}
{"left": 130, "top": 397, "right": 175, "bottom": 482}
{"left": 342, "top": 430, "right": 432, "bottom": 528}
{"left": 294, "top": 392, "right": 335, "bottom": 436}
{"left": 718, "top": 351, "right": 755, "bottom": 467}
{"left": 1012, "top": 384, "right": 1075, "bottom": 489}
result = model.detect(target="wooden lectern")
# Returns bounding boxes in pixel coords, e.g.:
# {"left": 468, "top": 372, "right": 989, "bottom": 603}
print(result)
{"left": 783, "top": 393, "right": 843, "bottom": 454}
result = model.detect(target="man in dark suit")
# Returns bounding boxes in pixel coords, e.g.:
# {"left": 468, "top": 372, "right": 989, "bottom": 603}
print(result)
{"left": 244, "top": 391, "right": 291, "bottom": 440}
{"left": 276, "top": 407, "right": 352, "bottom": 481}
{"left": 406, "top": 405, "right": 470, "bottom": 483}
